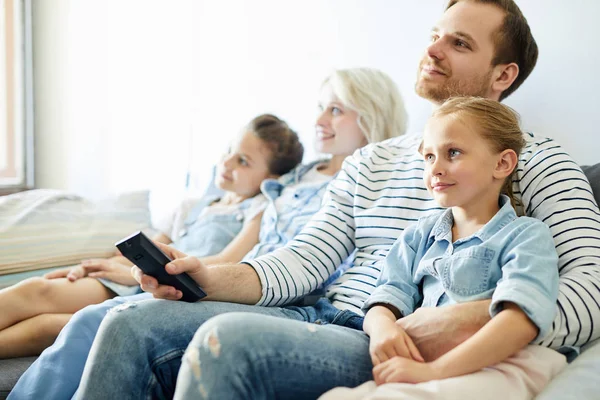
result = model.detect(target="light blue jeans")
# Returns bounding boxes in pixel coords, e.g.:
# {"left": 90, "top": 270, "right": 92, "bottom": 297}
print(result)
{"left": 10, "top": 295, "right": 600, "bottom": 400}
{"left": 174, "top": 323, "right": 600, "bottom": 400}
{"left": 72, "top": 297, "right": 367, "bottom": 400}
{"left": 7, "top": 292, "right": 153, "bottom": 400}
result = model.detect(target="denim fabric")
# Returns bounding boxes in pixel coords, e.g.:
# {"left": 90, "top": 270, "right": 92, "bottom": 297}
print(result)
{"left": 8, "top": 196, "right": 254, "bottom": 400}
{"left": 94, "top": 195, "right": 252, "bottom": 297}
{"left": 71, "top": 298, "right": 363, "bottom": 400}
{"left": 9, "top": 164, "right": 332, "bottom": 400}
{"left": 174, "top": 311, "right": 370, "bottom": 400}
{"left": 244, "top": 160, "right": 333, "bottom": 260}
{"left": 7, "top": 292, "right": 152, "bottom": 400}
{"left": 172, "top": 195, "right": 253, "bottom": 258}
{"left": 364, "top": 195, "right": 559, "bottom": 342}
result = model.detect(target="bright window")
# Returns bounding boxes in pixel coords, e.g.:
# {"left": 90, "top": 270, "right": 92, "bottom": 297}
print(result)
{"left": 0, "top": 0, "right": 33, "bottom": 192}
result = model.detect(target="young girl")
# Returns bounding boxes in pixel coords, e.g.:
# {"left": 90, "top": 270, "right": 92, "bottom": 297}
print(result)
{"left": 320, "top": 97, "right": 567, "bottom": 400}
{"left": 0, "top": 113, "right": 303, "bottom": 358}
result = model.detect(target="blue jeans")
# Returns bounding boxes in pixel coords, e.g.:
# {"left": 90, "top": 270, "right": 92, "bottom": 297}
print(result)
{"left": 75, "top": 298, "right": 368, "bottom": 400}
{"left": 7, "top": 292, "right": 153, "bottom": 400}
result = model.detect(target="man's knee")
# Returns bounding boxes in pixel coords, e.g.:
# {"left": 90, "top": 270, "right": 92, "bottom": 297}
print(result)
{"left": 191, "top": 313, "right": 281, "bottom": 360}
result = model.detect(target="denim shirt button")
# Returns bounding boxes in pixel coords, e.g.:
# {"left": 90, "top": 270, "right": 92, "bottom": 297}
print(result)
{"left": 314, "top": 319, "right": 322, "bottom": 325}
{"left": 236, "top": 213, "right": 243, "bottom": 221}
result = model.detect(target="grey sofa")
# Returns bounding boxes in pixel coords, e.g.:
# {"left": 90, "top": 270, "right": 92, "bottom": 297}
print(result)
{"left": 0, "top": 164, "right": 599, "bottom": 399}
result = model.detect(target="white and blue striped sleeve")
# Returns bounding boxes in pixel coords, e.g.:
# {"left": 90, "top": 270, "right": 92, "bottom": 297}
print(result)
{"left": 243, "top": 151, "right": 362, "bottom": 307}
{"left": 517, "top": 134, "right": 600, "bottom": 348}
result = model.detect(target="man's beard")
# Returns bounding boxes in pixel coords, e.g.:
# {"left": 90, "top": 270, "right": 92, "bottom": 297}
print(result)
{"left": 415, "top": 59, "right": 493, "bottom": 103}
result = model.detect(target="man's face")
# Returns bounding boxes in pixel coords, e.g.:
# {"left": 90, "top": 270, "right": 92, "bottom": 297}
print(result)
{"left": 415, "top": 1, "right": 505, "bottom": 104}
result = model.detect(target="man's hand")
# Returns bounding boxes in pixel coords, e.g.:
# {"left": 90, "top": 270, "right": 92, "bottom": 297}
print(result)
{"left": 396, "top": 301, "right": 491, "bottom": 361}
{"left": 131, "top": 242, "right": 211, "bottom": 301}
{"left": 44, "top": 256, "right": 137, "bottom": 286}
{"left": 373, "top": 356, "right": 440, "bottom": 385}
{"left": 369, "top": 322, "right": 423, "bottom": 366}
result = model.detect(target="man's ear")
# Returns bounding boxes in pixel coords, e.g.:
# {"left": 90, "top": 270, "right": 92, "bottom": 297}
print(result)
{"left": 491, "top": 63, "right": 519, "bottom": 96}
{"left": 494, "top": 149, "right": 518, "bottom": 180}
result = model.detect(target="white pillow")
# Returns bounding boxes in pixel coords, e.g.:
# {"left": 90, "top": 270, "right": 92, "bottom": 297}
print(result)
{"left": 0, "top": 189, "right": 151, "bottom": 275}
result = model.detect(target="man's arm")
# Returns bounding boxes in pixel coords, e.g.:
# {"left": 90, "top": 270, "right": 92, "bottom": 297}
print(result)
{"left": 518, "top": 135, "right": 600, "bottom": 348}
{"left": 132, "top": 242, "right": 263, "bottom": 304}
{"left": 243, "top": 153, "right": 364, "bottom": 307}
{"left": 133, "top": 152, "right": 364, "bottom": 304}
{"left": 397, "top": 300, "right": 491, "bottom": 362}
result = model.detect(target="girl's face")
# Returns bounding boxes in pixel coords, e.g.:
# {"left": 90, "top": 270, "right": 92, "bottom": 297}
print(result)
{"left": 315, "top": 85, "right": 368, "bottom": 157}
{"left": 421, "top": 115, "right": 503, "bottom": 211}
{"left": 215, "top": 130, "right": 276, "bottom": 199}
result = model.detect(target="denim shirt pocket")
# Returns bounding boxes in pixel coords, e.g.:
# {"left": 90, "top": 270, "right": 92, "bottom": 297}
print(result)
{"left": 439, "top": 246, "right": 495, "bottom": 298}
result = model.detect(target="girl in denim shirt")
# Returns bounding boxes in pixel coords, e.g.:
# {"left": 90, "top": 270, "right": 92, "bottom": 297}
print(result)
{"left": 0, "top": 114, "right": 303, "bottom": 358}
{"left": 321, "top": 97, "right": 566, "bottom": 400}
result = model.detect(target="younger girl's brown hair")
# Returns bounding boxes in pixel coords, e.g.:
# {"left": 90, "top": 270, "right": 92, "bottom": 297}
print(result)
{"left": 246, "top": 114, "right": 304, "bottom": 176}
{"left": 432, "top": 96, "right": 526, "bottom": 210}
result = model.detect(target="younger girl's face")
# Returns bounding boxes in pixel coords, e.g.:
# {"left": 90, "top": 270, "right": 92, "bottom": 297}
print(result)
{"left": 215, "top": 130, "right": 276, "bottom": 199}
{"left": 421, "top": 115, "right": 502, "bottom": 210}
{"left": 315, "top": 85, "right": 368, "bottom": 157}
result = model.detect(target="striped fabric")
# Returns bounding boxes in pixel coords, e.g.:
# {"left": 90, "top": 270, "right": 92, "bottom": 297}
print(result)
{"left": 246, "top": 132, "right": 600, "bottom": 349}
{"left": 0, "top": 189, "right": 151, "bottom": 275}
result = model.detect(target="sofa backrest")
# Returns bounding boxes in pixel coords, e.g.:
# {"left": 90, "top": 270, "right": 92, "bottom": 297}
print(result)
{"left": 582, "top": 163, "right": 600, "bottom": 206}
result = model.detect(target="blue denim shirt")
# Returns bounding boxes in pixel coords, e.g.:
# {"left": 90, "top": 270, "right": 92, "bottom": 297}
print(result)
{"left": 244, "top": 160, "right": 333, "bottom": 260}
{"left": 172, "top": 195, "right": 254, "bottom": 258}
{"left": 363, "top": 195, "right": 559, "bottom": 342}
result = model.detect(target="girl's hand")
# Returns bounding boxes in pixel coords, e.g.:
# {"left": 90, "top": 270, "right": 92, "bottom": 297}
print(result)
{"left": 76, "top": 257, "right": 139, "bottom": 285}
{"left": 43, "top": 267, "right": 71, "bottom": 279}
{"left": 45, "top": 257, "right": 138, "bottom": 286}
{"left": 369, "top": 323, "right": 424, "bottom": 366}
{"left": 373, "top": 357, "right": 439, "bottom": 385}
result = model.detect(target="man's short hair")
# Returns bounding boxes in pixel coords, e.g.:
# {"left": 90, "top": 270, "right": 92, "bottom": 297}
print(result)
{"left": 446, "top": 0, "right": 538, "bottom": 100}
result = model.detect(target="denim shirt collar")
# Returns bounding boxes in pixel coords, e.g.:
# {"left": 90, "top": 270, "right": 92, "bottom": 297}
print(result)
{"left": 260, "top": 159, "right": 328, "bottom": 201}
{"left": 429, "top": 195, "right": 517, "bottom": 244}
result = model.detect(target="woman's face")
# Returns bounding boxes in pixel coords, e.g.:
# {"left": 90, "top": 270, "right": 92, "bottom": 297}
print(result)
{"left": 315, "top": 85, "right": 368, "bottom": 157}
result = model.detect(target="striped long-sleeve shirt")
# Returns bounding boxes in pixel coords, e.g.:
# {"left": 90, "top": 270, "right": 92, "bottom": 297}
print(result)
{"left": 245, "top": 132, "right": 600, "bottom": 349}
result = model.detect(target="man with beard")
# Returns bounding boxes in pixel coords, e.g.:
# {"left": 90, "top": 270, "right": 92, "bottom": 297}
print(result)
{"left": 52, "top": 1, "right": 600, "bottom": 399}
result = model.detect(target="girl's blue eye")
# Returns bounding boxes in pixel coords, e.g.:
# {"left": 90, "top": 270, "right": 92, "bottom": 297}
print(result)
{"left": 424, "top": 154, "right": 435, "bottom": 162}
{"left": 239, "top": 157, "right": 248, "bottom": 166}
{"left": 331, "top": 107, "right": 342, "bottom": 116}
{"left": 449, "top": 149, "right": 461, "bottom": 158}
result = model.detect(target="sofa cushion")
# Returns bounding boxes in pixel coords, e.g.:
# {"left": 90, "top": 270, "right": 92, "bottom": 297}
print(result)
{"left": 0, "top": 357, "right": 37, "bottom": 400}
{"left": 0, "top": 189, "right": 151, "bottom": 276}
{"left": 582, "top": 163, "right": 600, "bottom": 205}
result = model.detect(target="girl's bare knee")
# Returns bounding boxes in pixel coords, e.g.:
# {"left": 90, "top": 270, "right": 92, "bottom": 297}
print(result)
{"left": 17, "top": 276, "right": 56, "bottom": 301}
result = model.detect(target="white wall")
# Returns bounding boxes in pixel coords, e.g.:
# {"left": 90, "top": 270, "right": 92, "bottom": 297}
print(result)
{"left": 32, "top": 0, "right": 600, "bottom": 219}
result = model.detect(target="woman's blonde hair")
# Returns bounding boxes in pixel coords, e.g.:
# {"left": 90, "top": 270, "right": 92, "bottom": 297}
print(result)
{"left": 322, "top": 68, "right": 408, "bottom": 143}
{"left": 432, "top": 96, "right": 526, "bottom": 209}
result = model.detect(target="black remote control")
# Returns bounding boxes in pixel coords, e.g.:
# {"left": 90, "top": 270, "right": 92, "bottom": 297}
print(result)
{"left": 116, "top": 231, "right": 207, "bottom": 302}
